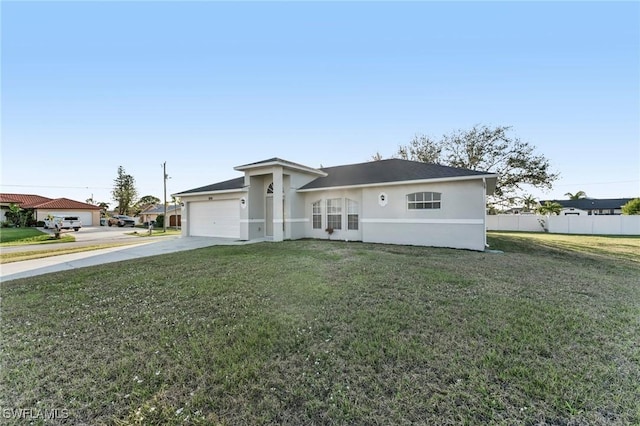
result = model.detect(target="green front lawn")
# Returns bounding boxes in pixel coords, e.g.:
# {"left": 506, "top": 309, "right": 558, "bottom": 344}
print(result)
{"left": 0, "top": 227, "right": 75, "bottom": 245}
{"left": 2, "top": 235, "right": 639, "bottom": 425}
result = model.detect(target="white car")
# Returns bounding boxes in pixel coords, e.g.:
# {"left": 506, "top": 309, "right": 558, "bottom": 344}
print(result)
{"left": 44, "top": 216, "right": 82, "bottom": 232}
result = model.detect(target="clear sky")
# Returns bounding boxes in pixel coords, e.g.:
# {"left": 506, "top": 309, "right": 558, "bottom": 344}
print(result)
{"left": 2, "top": 1, "right": 639, "bottom": 208}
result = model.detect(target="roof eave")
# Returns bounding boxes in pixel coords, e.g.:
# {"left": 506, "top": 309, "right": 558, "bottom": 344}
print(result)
{"left": 172, "top": 188, "right": 247, "bottom": 198}
{"left": 234, "top": 159, "right": 327, "bottom": 177}
{"left": 297, "top": 173, "right": 499, "bottom": 193}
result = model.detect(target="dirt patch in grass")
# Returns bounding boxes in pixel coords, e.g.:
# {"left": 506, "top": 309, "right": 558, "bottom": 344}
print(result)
{"left": 1, "top": 236, "right": 639, "bottom": 425}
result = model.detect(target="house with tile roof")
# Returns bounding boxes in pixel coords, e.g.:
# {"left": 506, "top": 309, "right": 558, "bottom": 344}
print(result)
{"left": 173, "top": 158, "right": 498, "bottom": 251}
{"left": 0, "top": 193, "right": 101, "bottom": 226}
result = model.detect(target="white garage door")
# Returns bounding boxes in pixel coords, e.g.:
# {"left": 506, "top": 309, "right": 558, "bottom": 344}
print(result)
{"left": 42, "top": 211, "right": 94, "bottom": 226}
{"left": 189, "top": 200, "right": 240, "bottom": 238}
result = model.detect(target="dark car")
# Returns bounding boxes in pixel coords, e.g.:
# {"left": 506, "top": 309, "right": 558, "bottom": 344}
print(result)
{"left": 108, "top": 215, "right": 136, "bottom": 227}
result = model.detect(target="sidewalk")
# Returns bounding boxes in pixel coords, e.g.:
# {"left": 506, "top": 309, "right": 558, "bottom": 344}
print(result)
{"left": 0, "top": 237, "right": 243, "bottom": 282}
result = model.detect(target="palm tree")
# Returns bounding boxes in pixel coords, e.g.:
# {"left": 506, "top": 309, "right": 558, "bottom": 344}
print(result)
{"left": 564, "top": 190, "right": 587, "bottom": 200}
{"left": 521, "top": 194, "right": 538, "bottom": 212}
{"left": 537, "top": 201, "right": 563, "bottom": 215}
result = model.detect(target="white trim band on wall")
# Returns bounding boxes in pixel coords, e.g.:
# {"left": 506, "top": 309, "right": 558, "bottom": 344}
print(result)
{"left": 361, "top": 218, "right": 484, "bottom": 225}
{"left": 240, "top": 219, "right": 265, "bottom": 223}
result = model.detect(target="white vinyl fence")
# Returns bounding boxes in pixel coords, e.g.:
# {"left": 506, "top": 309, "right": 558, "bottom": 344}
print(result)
{"left": 486, "top": 214, "right": 640, "bottom": 235}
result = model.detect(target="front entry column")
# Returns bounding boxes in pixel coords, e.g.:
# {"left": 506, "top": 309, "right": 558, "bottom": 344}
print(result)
{"left": 272, "top": 167, "right": 284, "bottom": 242}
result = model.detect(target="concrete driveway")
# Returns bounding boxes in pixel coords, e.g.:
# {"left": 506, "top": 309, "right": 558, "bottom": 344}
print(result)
{"left": 60, "top": 225, "right": 153, "bottom": 242}
{"left": 0, "top": 236, "right": 249, "bottom": 282}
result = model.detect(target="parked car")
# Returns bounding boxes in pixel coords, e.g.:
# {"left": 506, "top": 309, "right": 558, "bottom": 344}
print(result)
{"left": 108, "top": 215, "right": 136, "bottom": 227}
{"left": 44, "top": 215, "right": 82, "bottom": 232}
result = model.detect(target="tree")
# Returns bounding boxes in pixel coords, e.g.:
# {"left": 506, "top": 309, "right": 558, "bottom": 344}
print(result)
{"left": 111, "top": 166, "right": 138, "bottom": 215}
{"left": 565, "top": 191, "right": 587, "bottom": 200}
{"left": 521, "top": 194, "right": 538, "bottom": 212}
{"left": 97, "top": 202, "right": 110, "bottom": 217}
{"left": 134, "top": 195, "right": 161, "bottom": 216}
{"left": 537, "top": 201, "right": 563, "bottom": 215}
{"left": 371, "top": 152, "right": 383, "bottom": 161}
{"left": 4, "top": 203, "right": 33, "bottom": 227}
{"left": 86, "top": 197, "right": 110, "bottom": 217}
{"left": 621, "top": 198, "right": 640, "bottom": 215}
{"left": 394, "top": 125, "right": 559, "bottom": 206}
{"left": 397, "top": 134, "right": 442, "bottom": 164}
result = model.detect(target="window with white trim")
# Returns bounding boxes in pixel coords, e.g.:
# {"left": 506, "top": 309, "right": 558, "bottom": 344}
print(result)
{"left": 407, "top": 192, "right": 441, "bottom": 209}
{"left": 347, "top": 199, "right": 359, "bottom": 230}
{"left": 326, "top": 198, "right": 342, "bottom": 230}
{"left": 312, "top": 200, "right": 322, "bottom": 229}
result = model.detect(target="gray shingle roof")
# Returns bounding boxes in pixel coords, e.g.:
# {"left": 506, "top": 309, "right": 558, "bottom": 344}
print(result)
{"left": 175, "top": 159, "right": 496, "bottom": 196}
{"left": 142, "top": 204, "right": 181, "bottom": 214}
{"left": 299, "top": 159, "right": 494, "bottom": 190}
{"left": 176, "top": 177, "right": 245, "bottom": 195}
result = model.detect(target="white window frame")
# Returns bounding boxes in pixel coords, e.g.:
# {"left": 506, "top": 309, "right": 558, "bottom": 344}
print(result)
{"left": 407, "top": 192, "right": 442, "bottom": 210}
{"left": 326, "top": 198, "right": 342, "bottom": 230}
{"left": 346, "top": 199, "right": 359, "bottom": 230}
{"left": 312, "top": 200, "right": 322, "bottom": 229}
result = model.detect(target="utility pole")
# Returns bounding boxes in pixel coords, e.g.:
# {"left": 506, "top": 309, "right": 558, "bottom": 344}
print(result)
{"left": 163, "top": 161, "right": 168, "bottom": 233}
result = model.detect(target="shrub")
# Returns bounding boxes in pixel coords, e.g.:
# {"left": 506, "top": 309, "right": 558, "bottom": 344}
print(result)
{"left": 155, "top": 215, "right": 164, "bottom": 228}
{"left": 621, "top": 198, "right": 640, "bottom": 215}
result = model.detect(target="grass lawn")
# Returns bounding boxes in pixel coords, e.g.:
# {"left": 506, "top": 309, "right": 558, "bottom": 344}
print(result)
{"left": 0, "top": 242, "right": 147, "bottom": 264}
{"left": 1, "top": 234, "right": 639, "bottom": 425}
{"left": 0, "top": 227, "right": 75, "bottom": 245}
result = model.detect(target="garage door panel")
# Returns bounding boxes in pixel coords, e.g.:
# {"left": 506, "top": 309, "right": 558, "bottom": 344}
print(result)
{"left": 189, "top": 200, "right": 240, "bottom": 238}
{"left": 40, "top": 211, "right": 93, "bottom": 226}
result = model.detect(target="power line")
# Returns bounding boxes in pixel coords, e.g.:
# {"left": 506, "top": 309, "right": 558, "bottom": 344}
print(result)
{"left": 0, "top": 184, "right": 111, "bottom": 190}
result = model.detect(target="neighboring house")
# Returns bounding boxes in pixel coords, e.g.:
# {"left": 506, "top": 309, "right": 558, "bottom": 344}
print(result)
{"left": 173, "top": 158, "right": 497, "bottom": 251}
{"left": 542, "top": 198, "right": 634, "bottom": 216}
{"left": 503, "top": 207, "right": 537, "bottom": 215}
{"left": 0, "top": 193, "right": 101, "bottom": 226}
{"left": 138, "top": 204, "right": 182, "bottom": 227}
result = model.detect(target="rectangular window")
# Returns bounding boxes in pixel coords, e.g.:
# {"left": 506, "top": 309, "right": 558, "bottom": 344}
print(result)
{"left": 326, "top": 198, "right": 342, "bottom": 230}
{"left": 312, "top": 201, "right": 322, "bottom": 229}
{"left": 407, "top": 192, "right": 441, "bottom": 210}
{"left": 347, "top": 199, "right": 359, "bottom": 230}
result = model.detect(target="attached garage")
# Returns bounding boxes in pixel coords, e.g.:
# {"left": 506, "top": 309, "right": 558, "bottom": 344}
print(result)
{"left": 38, "top": 210, "right": 95, "bottom": 226}
{"left": 188, "top": 199, "right": 240, "bottom": 238}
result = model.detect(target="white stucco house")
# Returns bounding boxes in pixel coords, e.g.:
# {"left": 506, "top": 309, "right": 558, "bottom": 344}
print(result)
{"left": 173, "top": 158, "right": 498, "bottom": 251}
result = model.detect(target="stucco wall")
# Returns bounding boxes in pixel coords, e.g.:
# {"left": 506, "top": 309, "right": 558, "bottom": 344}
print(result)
{"left": 360, "top": 180, "right": 487, "bottom": 251}
{"left": 299, "top": 179, "right": 487, "bottom": 250}
{"left": 287, "top": 171, "right": 317, "bottom": 240}
{"left": 245, "top": 175, "right": 266, "bottom": 239}
{"left": 302, "top": 188, "right": 363, "bottom": 241}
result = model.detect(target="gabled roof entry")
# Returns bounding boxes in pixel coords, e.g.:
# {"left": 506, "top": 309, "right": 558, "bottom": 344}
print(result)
{"left": 234, "top": 157, "right": 326, "bottom": 176}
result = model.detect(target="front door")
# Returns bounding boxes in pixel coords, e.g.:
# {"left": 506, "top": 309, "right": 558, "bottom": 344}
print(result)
{"left": 266, "top": 196, "right": 273, "bottom": 236}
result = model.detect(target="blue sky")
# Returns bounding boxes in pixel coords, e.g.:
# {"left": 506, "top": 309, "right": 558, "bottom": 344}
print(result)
{"left": 2, "top": 1, "right": 639, "bottom": 207}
